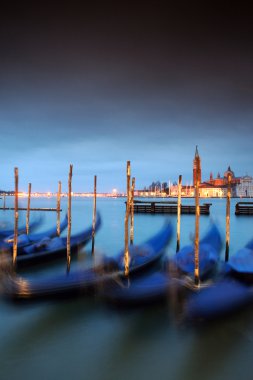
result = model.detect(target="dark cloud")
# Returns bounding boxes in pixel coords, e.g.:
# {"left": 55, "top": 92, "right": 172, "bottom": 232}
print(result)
{"left": 0, "top": 2, "right": 253, "bottom": 191}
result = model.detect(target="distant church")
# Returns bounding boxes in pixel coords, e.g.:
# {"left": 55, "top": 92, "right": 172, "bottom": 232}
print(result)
{"left": 192, "top": 146, "right": 241, "bottom": 197}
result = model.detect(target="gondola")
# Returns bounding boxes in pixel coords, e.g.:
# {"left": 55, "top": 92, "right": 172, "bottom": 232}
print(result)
{"left": 185, "top": 279, "right": 253, "bottom": 320}
{"left": 1, "top": 220, "right": 173, "bottom": 300}
{"left": 225, "top": 238, "right": 253, "bottom": 282}
{"left": 1, "top": 214, "right": 68, "bottom": 253}
{"left": 100, "top": 262, "right": 175, "bottom": 306}
{"left": 99, "top": 223, "right": 222, "bottom": 306}
{"left": 184, "top": 239, "right": 253, "bottom": 321}
{"left": 173, "top": 223, "right": 222, "bottom": 279}
{"left": 0, "top": 215, "right": 43, "bottom": 240}
{"left": 13, "top": 212, "right": 102, "bottom": 267}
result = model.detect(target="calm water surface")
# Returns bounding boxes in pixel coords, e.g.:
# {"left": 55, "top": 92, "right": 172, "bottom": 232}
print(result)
{"left": 1, "top": 196, "right": 253, "bottom": 380}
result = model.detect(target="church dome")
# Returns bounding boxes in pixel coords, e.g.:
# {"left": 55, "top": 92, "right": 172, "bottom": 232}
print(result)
{"left": 224, "top": 165, "right": 235, "bottom": 178}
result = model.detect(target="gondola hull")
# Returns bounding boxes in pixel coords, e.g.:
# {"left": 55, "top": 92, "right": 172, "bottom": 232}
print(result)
{"left": 0, "top": 215, "right": 43, "bottom": 240}
{"left": 174, "top": 224, "right": 222, "bottom": 279}
{"left": 227, "top": 248, "right": 253, "bottom": 282}
{"left": 101, "top": 223, "right": 222, "bottom": 306}
{"left": 1, "top": 214, "right": 68, "bottom": 253}
{"left": 15, "top": 212, "right": 102, "bottom": 267}
{"left": 2, "top": 221, "right": 173, "bottom": 300}
{"left": 185, "top": 279, "right": 253, "bottom": 320}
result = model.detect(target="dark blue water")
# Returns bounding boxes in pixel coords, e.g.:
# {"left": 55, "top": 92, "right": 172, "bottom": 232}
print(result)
{"left": 1, "top": 196, "right": 253, "bottom": 380}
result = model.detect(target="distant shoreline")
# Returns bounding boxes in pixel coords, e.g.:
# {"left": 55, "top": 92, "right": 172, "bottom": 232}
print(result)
{"left": 0, "top": 193, "right": 252, "bottom": 200}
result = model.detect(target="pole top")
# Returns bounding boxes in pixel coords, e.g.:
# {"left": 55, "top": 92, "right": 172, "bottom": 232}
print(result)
{"left": 195, "top": 145, "right": 199, "bottom": 158}
{"left": 127, "top": 161, "right": 131, "bottom": 176}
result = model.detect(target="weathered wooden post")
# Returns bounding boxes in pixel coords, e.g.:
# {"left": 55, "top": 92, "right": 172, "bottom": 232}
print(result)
{"left": 92, "top": 175, "right": 97, "bottom": 254}
{"left": 57, "top": 181, "right": 62, "bottom": 236}
{"left": 26, "top": 183, "right": 31, "bottom": 235}
{"left": 67, "top": 165, "right": 73, "bottom": 272}
{"left": 225, "top": 173, "right": 232, "bottom": 262}
{"left": 3, "top": 193, "right": 6, "bottom": 209}
{"left": 13, "top": 167, "right": 19, "bottom": 267}
{"left": 124, "top": 161, "right": 131, "bottom": 276}
{"left": 194, "top": 164, "right": 200, "bottom": 286}
{"left": 130, "top": 177, "right": 135, "bottom": 245}
{"left": 176, "top": 175, "right": 182, "bottom": 252}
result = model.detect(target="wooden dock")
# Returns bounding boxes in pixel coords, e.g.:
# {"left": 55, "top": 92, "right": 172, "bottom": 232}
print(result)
{"left": 0, "top": 207, "right": 62, "bottom": 212}
{"left": 130, "top": 201, "right": 212, "bottom": 215}
{"left": 235, "top": 202, "right": 253, "bottom": 215}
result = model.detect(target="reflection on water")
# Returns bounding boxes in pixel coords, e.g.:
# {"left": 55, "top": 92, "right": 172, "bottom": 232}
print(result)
{"left": 1, "top": 197, "right": 253, "bottom": 380}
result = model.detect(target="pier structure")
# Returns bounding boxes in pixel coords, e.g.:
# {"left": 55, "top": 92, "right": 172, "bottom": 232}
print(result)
{"left": 235, "top": 202, "right": 253, "bottom": 215}
{"left": 131, "top": 200, "right": 212, "bottom": 215}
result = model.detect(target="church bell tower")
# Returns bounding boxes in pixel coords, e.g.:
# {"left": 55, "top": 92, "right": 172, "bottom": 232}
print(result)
{"left": 193, "top": 146, "right": 202, "bottom": 186}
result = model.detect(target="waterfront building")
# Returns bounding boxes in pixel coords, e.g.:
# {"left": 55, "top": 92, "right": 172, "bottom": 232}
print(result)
{"left": 198, "top": 182, "right": 227, "bottom": 198}
{"left": 200, "top": 167, "right": 240, "bottom": 197}
{"left": 236, "top": 175, "right": 253, "bottom": 197}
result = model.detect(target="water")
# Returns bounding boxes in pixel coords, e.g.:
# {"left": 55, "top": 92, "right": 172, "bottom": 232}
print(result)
{"left": 1, "top": 196, "right": 253, "bottom": 380}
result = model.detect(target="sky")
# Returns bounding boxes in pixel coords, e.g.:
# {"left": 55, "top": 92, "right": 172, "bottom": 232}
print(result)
{"left": 0, "top": 2, "right": 253, "bottom": 193}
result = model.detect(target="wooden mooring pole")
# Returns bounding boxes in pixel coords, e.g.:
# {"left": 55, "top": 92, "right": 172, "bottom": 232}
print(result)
{"left": 57, "top": 181, "right": 62, "bottom": 236}
{"left": 194, "top": 167, "right": 200, "bottom": 286}
{"left": 26, "top": 183, "right": 31, "bottom": 235}
{"left": 124, "top": 161, "right": 131, "bottom": 276}
{"left": 176, "top": 175, "right": 182, "bottom": 252}
{"left": 3, "top": 193, "right": 6, "bottom": 209}
{"left": 130, "top": 177, "right": 135, "bottom": 245}
{"left": 13, "top": 168, "right": 19, "bottom": 267}
{"left": 92, "top": 175, "right": 97, "bottom": 254}
{"left": 67, "top": 165, "right": 73, "bottom": 272}
{"left": 225, "top": 173, "right": 232, "bottom": 262}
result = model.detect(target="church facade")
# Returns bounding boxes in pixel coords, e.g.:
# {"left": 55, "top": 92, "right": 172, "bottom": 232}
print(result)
{"left": 235, "top": 175, "right": 253, "bottom": 197}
